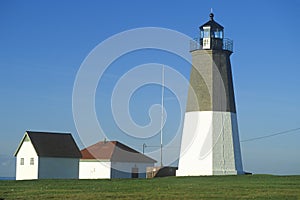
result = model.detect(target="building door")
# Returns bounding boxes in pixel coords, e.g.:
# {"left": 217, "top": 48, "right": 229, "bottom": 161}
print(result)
{"left": 131, "top": 167, "right": 138, "bottom": 178}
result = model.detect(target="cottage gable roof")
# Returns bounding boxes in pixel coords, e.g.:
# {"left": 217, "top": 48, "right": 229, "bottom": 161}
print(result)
{"left": 81, "top": 141, "right": 156, "bottom": 163}
{"left": 14, "top": 131, "right": 81, "bottom": 158}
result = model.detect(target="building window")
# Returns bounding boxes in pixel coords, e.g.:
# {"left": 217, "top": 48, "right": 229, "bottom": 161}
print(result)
{"left": 30, "top": 158, "right": 34, "bottom": 165}
{"left": 20, "top": 158, "right": 24, "bottom": 165}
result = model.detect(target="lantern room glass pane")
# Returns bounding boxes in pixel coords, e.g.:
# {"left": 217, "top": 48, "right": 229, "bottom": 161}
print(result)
{"left": 202, "top": 27, "right": 210, "bottom": 38}
{"left": 200, "top": 30, "right": 204, "bottom": 38}
{"left": 214, "top": 30, "right": 223, "bottom": 39}
{"left": 204, "top": 29, "right": 210, "bottom": 38}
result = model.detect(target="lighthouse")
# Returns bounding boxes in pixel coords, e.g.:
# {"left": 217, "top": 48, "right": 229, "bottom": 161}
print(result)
{"left": 176, "top": 13, "right": 244, "bottom": 175}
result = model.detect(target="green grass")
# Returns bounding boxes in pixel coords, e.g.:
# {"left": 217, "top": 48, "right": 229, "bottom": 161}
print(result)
{"left": 0, "top": 175, "right": 300, "bottom": 199}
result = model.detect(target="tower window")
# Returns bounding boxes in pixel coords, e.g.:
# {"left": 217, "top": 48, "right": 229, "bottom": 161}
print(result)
{"left": 30, "top": 158, "right": 34, "bottom": 165}
{"left": 20, "top": 158, "right": 24, "bottom": 165}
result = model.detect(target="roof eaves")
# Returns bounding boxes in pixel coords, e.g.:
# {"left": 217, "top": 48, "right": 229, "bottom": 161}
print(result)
{"left": 80, "top": 158, "right": 111, "bottom": 162}
{"left": 25, "top": 131, "right": 81, "bottom": 158}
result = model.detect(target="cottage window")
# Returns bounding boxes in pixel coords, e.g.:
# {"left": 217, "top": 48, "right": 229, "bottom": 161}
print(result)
{"left": 30, "top": 158, "right": 34, "bottom": 165}
{"left": 20, "top": 158, "right": 24, "bottom": 165}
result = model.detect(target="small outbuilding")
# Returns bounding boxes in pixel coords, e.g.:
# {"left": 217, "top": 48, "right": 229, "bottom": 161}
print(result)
{"left": 79, "top": 141, "right": 156, "bottom": 179}
{"left": 14, "top": 131, "right": 81, "bottom": 180}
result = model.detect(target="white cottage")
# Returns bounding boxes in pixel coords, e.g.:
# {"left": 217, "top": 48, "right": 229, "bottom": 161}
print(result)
{"left": 79, "top": 141, "right": 156, "bottom": 179}
{"left": 14, "top": 131, "right": 81, "bottom": 180}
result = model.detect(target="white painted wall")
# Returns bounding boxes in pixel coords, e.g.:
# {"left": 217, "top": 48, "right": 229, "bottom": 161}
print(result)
{"left": 79, "top": 160, "right": 111, "bottom": 179}
{"left": 15, "top": 139, "right": 39, "bottom": 180}
{"left": 38, "top": 157, "right": 79, "bottom": 179}
{"left": 211, "top": 112, "right": 242, "bottom": 175}
{"left": 177, "top": 111, "right": 213, "bottom": 176}
{"left": 177, "top": 111, "right": 243, "bottom": 176}
{"left": 230, "top": 113, "right": 243, "bottom": 174}
{"left": 79, "top": 160, "right": 154, "bottom": 179}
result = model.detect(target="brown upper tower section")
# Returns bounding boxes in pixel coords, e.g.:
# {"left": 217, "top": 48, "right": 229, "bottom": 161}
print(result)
{"left": 186, "top": 13, "right": 237, "bottom": 113}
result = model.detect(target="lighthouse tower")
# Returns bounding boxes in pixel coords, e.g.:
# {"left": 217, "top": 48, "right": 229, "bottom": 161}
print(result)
{"left": 177, "top": 13, "right": 244, "bottom": 176}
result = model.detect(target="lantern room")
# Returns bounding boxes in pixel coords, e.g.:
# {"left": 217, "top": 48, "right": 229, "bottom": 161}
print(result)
{"left": 200, "top": 13, "right": 224, "bottom": 50}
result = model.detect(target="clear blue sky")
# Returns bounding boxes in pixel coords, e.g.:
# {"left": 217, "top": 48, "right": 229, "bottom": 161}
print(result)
{"left": 1, "top": 0, "right": 300, "bottom": 177}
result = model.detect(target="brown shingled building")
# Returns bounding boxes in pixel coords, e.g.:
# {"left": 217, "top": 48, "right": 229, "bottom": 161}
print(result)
{"left": 79, "top": 141, "right": 156, "bottom": 179}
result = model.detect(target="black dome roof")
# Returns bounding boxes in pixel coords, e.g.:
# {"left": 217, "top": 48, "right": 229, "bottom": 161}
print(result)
{"left": 199, "top": 13, "right": 224, "bottom": 30}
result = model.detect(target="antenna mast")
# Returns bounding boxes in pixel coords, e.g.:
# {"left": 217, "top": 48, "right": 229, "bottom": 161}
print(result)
{"left": 160, "top": 65, "right": 164, "bottom": 167}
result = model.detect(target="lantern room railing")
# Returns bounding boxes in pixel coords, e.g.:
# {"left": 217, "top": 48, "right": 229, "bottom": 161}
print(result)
{"left": 190, "top": 38, "right": 233, "bottom": 52}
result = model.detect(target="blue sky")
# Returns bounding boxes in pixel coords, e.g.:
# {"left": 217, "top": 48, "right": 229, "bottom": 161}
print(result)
{"left": 1, "top": 0, "right": 300, "bottom": 177}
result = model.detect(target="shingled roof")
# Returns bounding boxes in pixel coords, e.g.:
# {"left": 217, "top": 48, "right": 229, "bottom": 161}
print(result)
{"left": 14, "top": 131, "right": 81, "bottom": 158}
{"left": 81, "top": 141, "right": 156, "bottom": 163}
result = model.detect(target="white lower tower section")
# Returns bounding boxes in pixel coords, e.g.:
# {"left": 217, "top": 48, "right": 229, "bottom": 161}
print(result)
{"left": 176, "top": 111, "right": 243, "bottom": 176}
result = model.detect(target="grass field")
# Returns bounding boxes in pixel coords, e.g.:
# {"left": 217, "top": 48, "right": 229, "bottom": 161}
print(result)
{"left": 0, "top": 175, "right": 299, "bottom": 199}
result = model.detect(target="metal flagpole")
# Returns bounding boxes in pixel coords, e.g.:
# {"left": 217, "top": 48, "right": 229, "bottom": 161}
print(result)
{"left": 160, "top": 65, "right": 164, "bottom": 167}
